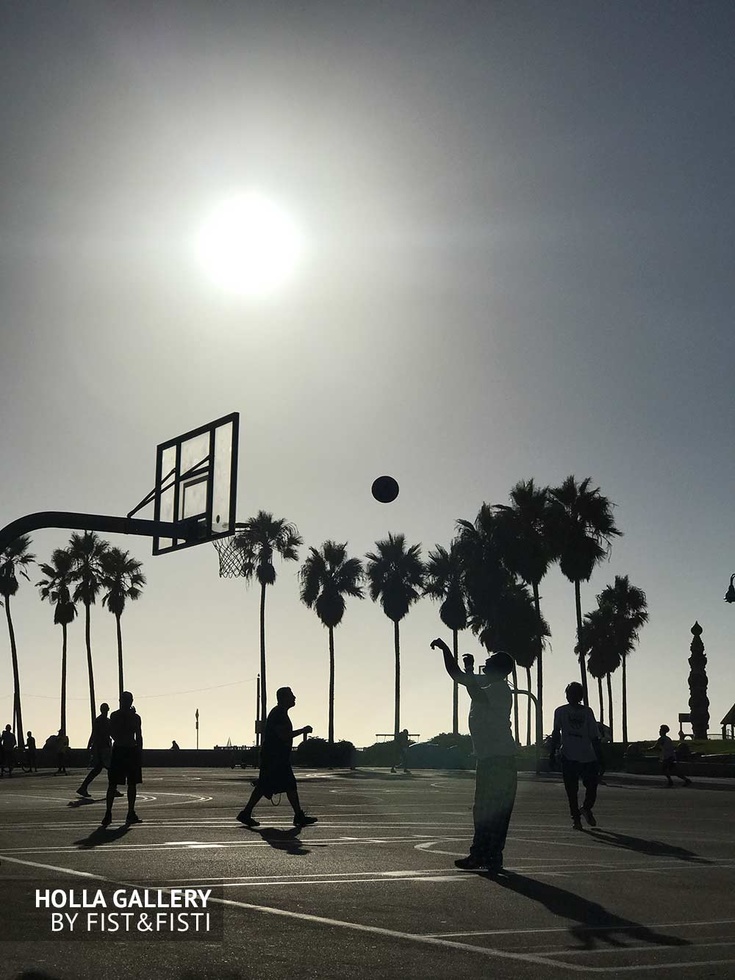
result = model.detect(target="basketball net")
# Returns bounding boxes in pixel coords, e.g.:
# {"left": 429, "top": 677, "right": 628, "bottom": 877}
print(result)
{"left": 212, "top": 525, "right": 247, "bottom": 578}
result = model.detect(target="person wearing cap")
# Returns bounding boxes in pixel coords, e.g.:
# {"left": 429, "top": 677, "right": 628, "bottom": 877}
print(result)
{"left": 430, "top": 637, "right": 517, "bottom": 874}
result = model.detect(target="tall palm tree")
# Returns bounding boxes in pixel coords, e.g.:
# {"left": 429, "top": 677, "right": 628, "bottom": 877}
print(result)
{"left": 596, "top": 575, "right": 648, "bottom": 745}
{"left": 233, "top": 511, "right": 303, "bottom": 728}
{"left": 299, "top": 541, "right": 364, "bottom": 743}
{"left": 101, "top": 547, "right": 146, "bottom": 702}
{"left": 68, "top": 531, "right": 109, "bottom": 729}
{"left": 37, "top": 548, "right": 78, "bottom": 734}
{"left": 494, "top": 479, "right": 557, "bottom": 742}
{"left": 0, "top": 535, "right": 35, "bottom": 744}
{"left": 365, "top": 533, "right": 425, "bottom": 739}
{"left": 547, "top": 476, "right": 621, "bottom": 705}
{"left": 423, "top": 540, "right": 468, "bottom": 735}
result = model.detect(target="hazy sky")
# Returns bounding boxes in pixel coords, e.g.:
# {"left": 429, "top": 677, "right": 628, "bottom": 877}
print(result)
{"left": 2, "top": 1, "right": 734, "bottom": 751}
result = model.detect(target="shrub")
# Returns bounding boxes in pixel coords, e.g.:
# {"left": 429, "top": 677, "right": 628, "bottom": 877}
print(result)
{"left": 293, "top": 737, "right": 356, "bottom": 768}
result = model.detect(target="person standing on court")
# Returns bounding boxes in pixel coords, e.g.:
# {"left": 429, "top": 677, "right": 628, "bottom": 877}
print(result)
{"left": 236, "top": 687, "right": 317, "bottom": 828}
{"left": 76, "top": 702, "right": 112, "bottom": 798}
{"left": 101, "top": 692, "right": 143, "bottom": 827}
{"left": 391, "top": 729, "right": 411, "bottom": 773}
{"left": 1, "top": 724, "right": 17, "bottom": 777}
{"left": 430, "top": 637, "right": 517, "bottom": 873}
{"left": 651, "top": 724, "right": 692, "bottom": 788}
{"left": 549, "top": 681, "right": 605, "bottom": 829}
{"left": 25, "top": 731, "right": 37, "bottom": 772}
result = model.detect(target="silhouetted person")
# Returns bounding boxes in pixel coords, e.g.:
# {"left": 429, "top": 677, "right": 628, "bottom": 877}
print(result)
{"left": 77, "top": 703, "right": 112, "bottom": 797}
{"left": 236, "top": 687, "right": 317, "bottom": 828}
{"left": 651, "top": 724, "right": 691, "bottom": 787}
{"left": 391, "top": 729, "right": 411, "bottom": 773}
{"left": 102, "top": 692, "right": 143, "bottom": 827}
{"left": 1, "top": 724, "right": 16, "bottom": 777}
{"left": 170, "top": 740, "right": 180, "bottom": 751}
{"left": 431, "top": 637, "right": 517, "bottom": 873}
{"left": 54, "top": 729, "right": 69, "bottom": 774}
{"left": 25, "top": 731, "right": 37, "bottom": 771}
{"left": 550, "top": 682, "right": 604, "bottom": 829}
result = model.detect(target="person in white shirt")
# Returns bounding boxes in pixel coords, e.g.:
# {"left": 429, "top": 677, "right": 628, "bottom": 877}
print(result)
{"left": 652, "top": 724, "right": 691, "bottom": 787}
{"left": 549, "top": 682, "right": 604, "bottom": 830}
{"left": 430, "top": 637, "right": 516, "bottom": 874}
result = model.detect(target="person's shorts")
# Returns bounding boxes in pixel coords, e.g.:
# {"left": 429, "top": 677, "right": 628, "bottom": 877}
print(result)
{"left": 257, "top": 761, "right": 296, "bottom": 799}
{"left": 108, "top": 746, "right": 142, "bottom": 786}
{"left": 91, "top": 745, "right": 112, "bottom": 769}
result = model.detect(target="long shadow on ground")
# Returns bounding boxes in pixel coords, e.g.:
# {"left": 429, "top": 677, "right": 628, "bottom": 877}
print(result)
{"left": 586, "top": 828, "right": 711, "bottom": 863}
{"left": 491, "top": 871, "right": 691, "bottom": 951}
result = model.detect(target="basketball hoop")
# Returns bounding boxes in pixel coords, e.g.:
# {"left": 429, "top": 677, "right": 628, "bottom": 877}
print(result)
{"left": 212, "top": 524, "right": 248, "bottom": 578}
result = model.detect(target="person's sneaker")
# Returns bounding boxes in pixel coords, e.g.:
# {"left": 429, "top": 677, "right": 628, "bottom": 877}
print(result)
{"left": 293, "top": 812, "right": 318, "bottom": 827}
{"left": 100, "top": 813, "right": 112, "bottom": 827}
{"left": 125, "top": 812, "right": 142, "bottom": 825}
{"left": 455, "top": 856, "right": 484, "bottom": 870}
{"left": 581, "top": 806, "right": 597, "bottom": 827}
{"left": 113, "top": 790, "right": 123, "bottom": 798}
{"left": 390, "top": 767, "right": 396, "bottom": 773}
{"left": 76, "top": 787, "right": 91, "bottom": 798}
{"left": 236, "top": 810, "right": 260, "bottom": 828}
{"left": 572, "top": 817, "right": 583, "bottom": 830}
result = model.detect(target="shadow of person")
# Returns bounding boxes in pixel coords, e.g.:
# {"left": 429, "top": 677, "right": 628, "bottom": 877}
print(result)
{"left": 586, "top": 828, "right": 711, "bottom": 864}
{"left": 254, "top": 827, "right": 310, "bottom": 856}
{"left": 67, "top": 797, "right": 97, "bottom": 809}
{"left": 73, "top": 824, "right": 131, "bottom": 849}
{"left": 493, "top": 872, "right": 691, "bottom": 951}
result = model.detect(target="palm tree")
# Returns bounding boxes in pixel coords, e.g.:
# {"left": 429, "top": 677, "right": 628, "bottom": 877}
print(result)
{"left": 423, "top": 540, "right": 468, "bottom": 735}
{"left": 101, "top": 547, "right": 146, "bottom": 702}
{"left": 0, "top": 535, "right": 35, "bottom": 744}
{"left": 233, "top": 511, "right": 303, "bottom": 729}
{"left": 494, "top": 479, "right": 557, "bottom": 742}
{"left": 365, "top": 533, "right": 425, "bottom": 738}
{"left": 547, "top": 476, "right": 621, "bottom": 705}
{"left": 299, "top": 541, "right": 364, "bottom": 743}
{"left": 579, "top": 605, "right": 621, "bottom": 738}
{"left": 36, "top": 548, "right": 78, "bottom": 734}
{"left": 596, "top": 575, "right": 648, "bottom": 745}
{"left": 68, "top": 531, "right": 109, "bottom": 729}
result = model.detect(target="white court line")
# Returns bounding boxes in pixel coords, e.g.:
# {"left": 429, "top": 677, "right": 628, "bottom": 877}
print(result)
{"left": 2, "top": 850, "right": 734, "bottom": 972}
{"left": 422, "top": 919, "right": 735, "bottom": 938}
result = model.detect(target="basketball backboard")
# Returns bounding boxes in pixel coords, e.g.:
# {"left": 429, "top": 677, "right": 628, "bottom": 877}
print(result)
{"left": 150, "top": 412, "right": 239, "bottom": 555}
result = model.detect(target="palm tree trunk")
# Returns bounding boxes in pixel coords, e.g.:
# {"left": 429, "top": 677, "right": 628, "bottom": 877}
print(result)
{"left": 259, "top": 582, "right": 268, "bottom": 728}
{"left": 621, "top": 654, "right": 628, "bottom": 746}
{"left": 60, "top": 624, "right": 68, "bottom": 735}
{"left": 84, "top": 602, "right": 96, "bottom": 731}
{"left": 526, "top": 666, "right": 532, "bottom": 745}
{"left": 451, "top": 630, "right": 459, "bottom": 736}
{"left": 511, "top": 664, "right": 520, "bottom": 744}
{"left": 115, "top": 613, "right": 124, "bottom": 703}
{"left": 328, "top": 626, "right": 335, "bottom": 744}
{"left": 597, "top": 676, "right": 605, "bottom": 725}
{"left": 606, "top": 673, "right": 614, "bottom": 741}
{"left": 5, "top": 599, "right": 24, "bottom": 746}
{"left": 533, "top": 583, "right": 544, "bottom": 744}
{"left": 393, "top": 620, "right": 401, "bottom": 739}
{"left": 574, "top": 581, "right": 590, "bottom": 705}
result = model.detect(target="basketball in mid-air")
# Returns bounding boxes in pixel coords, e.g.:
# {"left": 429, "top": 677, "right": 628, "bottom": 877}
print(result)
{"left": 371, "top": 475, "right": 399, "bottom": 503}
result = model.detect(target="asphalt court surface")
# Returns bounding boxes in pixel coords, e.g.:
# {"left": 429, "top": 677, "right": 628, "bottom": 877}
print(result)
{"left": 1, "top": 766, "right": 735, "bottom": 979}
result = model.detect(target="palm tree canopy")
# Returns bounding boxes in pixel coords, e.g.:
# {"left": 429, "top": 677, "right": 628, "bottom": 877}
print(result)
{"left": 37, "top": 548, "right": 78, "bottom": 627}
{"left": 235, "top": 511, "right": 303, "bottom": 586}
{"left": 494, "top": 479, "right": 557, "bottom": 587}
{"left": 0, "top": 535, "right": 35, "bottom": 600}
{"left": 101, "top": 547, "right": 146, "bottom": 617}
{"left": 596, "top": 575, "right": 649, "bottom": 656}
{"left": 299, "top": 541, "right": 364, "bottom": 630}
{"left": 548, "top": 476, "right": 622, "bottom": 584}
{"left": 68, "top": 531, "right": 109, "bottom": 606}
{"left": 365, "top": 533, "right": 424, "bottom": 623}
{"left": 579, "top": 605, "right": 622, "bottom": 678}
{"left": 423, "top": 541, "right": 467, "bottom": 632}
{"left": 474, "top": 579, "right": 550, "bottom": 665}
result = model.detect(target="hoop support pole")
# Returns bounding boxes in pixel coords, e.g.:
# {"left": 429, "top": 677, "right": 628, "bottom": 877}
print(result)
{"left": 0, "top": 511, "right": 202, "bottom": 553}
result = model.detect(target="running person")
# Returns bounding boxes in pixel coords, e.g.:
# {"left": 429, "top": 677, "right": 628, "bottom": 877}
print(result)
{"left": 549, "top": 682, "right": 604, "bottom": 829}
{"left": 236, "top": 687, "right": 317, "bottom": 828}
{"left": 77, "top": 703, "right": 112, "bottom": 797}
{"left": 101, "top": 692, "right": 143, "bottom": 827}
{"left": 652, "top": 725, "right": 691, "bottom": 787}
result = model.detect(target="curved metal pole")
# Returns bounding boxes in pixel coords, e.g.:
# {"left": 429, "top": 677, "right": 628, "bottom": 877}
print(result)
{"left": 0, "top": 511, "right": 200, "bottom": 553}
{"left": 509, "top": 686, "right": 542, "bottom": 773}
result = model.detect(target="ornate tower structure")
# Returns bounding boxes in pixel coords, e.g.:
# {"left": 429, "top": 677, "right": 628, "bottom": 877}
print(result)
{"left": 688, "top": 621, "right": 710, "bottom": 739}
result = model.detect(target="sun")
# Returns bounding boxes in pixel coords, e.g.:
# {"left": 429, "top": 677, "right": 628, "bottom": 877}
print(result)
{"left": 195, "top": 193, "right": 303, "bottom": 295}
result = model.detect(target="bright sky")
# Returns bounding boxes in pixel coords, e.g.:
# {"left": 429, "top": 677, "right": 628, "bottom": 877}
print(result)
{"left": 1, "top": 2, "right": 734, "bottom": 751}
